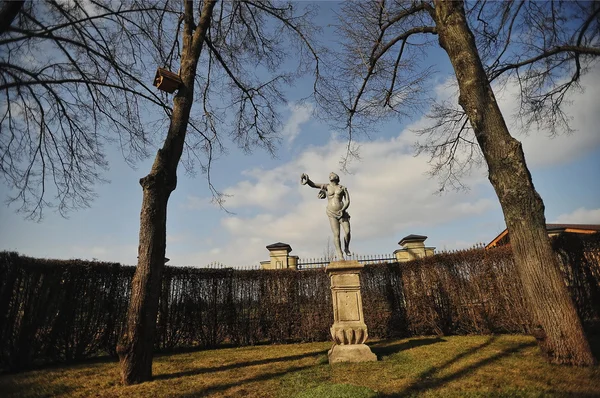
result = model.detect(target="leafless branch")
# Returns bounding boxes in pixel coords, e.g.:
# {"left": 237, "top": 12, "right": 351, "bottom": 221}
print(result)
{"left": 322, "top": 0, "right": 599, "bottom": 190}
{"left": 0, "top": 0, "right": 321, "bottom": 219}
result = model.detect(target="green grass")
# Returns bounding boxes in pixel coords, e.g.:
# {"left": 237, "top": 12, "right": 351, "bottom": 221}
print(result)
{"left": 1, "top": 335, "right": 599, "bottom": 397}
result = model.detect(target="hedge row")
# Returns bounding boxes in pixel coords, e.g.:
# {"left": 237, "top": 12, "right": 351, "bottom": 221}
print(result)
{"left": 1, "top": 233, "right": 598, "bottom": 371}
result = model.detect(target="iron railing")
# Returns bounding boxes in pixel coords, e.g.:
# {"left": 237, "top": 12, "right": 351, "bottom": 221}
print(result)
{"left": 296, "top": 254, "right": 397, "bottom": 270}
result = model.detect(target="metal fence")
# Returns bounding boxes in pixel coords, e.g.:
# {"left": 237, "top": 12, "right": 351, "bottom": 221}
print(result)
{"left": 192, "top": 262, "right": 260, "bottom": 270}
{"left": 296, "top": 253, "right": 397, "bottom": 270}
{"left": 195, "top": 254, "right": 398, "bottom": 271}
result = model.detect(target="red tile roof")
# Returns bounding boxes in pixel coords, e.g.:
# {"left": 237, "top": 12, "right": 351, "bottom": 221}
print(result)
{"left": 486, "top": 223, "right": 600, "bottom": 249}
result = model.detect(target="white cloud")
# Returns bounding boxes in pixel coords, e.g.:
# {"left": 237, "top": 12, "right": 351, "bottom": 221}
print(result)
{"left": 169, "top": 69, "right": 598, "bottom": 268}
{"left": 424, "top": 66, "right": 600, "bottom": 173}
{"left": 281, "top": 102, "right": 314, "bottom": 143}
{"left": 68, "top": 243, "right": 138, "bottom": 264}
{"left": 55, "top": 0, "right": 101, "bottom": 16}
{"left": 185, "top": 103, "right": 314, "bottom": 211}
{"left": 221, "top": 177, "right": 292, "bottom": 210}
{"left": 190, "top": 129, "right": 499, "bottom": 267}
{"left": 167, "top": 234, "right": 188, "bottom": 244}
{"left": 552, "top": 208, "right": 600, "bottom": 224}
{"left": 495, "top": 68, "right": 600, "bottom": 168}
{"left": 182, "top": 195, "right": 210, "bottom": 210}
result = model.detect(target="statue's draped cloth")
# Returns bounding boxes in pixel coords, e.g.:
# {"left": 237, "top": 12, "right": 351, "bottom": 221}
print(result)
{"left": 327, "top": 207, "right": 350, "bottom": 221}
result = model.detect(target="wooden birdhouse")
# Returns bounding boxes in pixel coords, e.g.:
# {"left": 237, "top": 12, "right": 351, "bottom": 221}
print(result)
{"left": 153, "top": 67, "right": 182, "bottom": 93}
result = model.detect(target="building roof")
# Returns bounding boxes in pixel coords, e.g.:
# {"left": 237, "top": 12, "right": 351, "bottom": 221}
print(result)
{"left": 486, "top": 223, "right": 600, "bottom": 249}
{"left": 545, "top": 224, "right": 600, "bottom": 232}
{"left": 398, "top": 234, "right": 428, "bottom": 246}
{"left": 265, "top": 242, "right": 292, "bottom": 252}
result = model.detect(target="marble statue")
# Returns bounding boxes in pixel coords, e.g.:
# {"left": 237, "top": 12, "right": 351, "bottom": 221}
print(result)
{"left": 301, "top": 172, "right": 351, "bottom": 260}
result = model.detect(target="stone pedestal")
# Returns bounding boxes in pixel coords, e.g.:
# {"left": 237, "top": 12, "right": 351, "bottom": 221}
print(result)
{"left": 326, "top": 260, "right": 377, "bottom": 364}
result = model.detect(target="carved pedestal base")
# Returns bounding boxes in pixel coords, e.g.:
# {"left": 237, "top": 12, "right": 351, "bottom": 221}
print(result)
{"left": 328, "top": 343, "right": 377, "bottom": 363}
{"left": 326, "top": 260, "right": 377, "bottom": 364}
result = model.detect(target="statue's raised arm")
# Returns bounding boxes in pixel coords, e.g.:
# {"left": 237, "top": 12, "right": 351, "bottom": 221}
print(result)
{"left": 300, "top": 173, "right": 326, "bottom": 190}
{"left": 300, "top": 172, "right": 352, "bottom": 260}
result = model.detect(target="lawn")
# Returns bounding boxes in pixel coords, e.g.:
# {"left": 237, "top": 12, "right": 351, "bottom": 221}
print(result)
{"left": 1, "top": 335, "right": 599, "bottom": 397}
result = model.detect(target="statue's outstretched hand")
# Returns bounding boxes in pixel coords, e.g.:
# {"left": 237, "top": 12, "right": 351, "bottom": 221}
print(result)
{"left": 300, "top": 173, "right": 309, "bottom": 185}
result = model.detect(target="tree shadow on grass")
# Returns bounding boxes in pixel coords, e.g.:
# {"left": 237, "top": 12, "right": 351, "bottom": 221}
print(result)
{"left": 154, "top": 349, "right": 327, "bottom": 381}
{"left": 0, "top": 377, "right": 76, "bottom": 398}
{"left": 172, "top": 362, "right": 318, "bottom": 397}
{"left": 369, "top": 337, "right": 446, "bottom": 358}
{"left": 587, "top": 328, "right": 600, "bottom": 361}
{"left": 378, "top": 336, "right": 539, "bottom": 397}
{"left": 0, "top": 353, "right": 119, "bottom": 375}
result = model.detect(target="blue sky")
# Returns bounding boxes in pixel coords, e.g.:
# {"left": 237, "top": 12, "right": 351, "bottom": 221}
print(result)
{"left": 1, "top": 2, "right": 599, "bottom": 267}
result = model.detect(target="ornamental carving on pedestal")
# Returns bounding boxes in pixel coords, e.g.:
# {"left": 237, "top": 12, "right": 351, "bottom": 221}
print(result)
{"left": 325, "top": 260, "right": 377, "bottom": 363}
{"left": 331, "top": 325, "right": 368, "bottom": 345}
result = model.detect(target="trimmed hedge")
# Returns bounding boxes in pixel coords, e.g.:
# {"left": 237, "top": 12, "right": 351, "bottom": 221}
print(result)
{"left": 0, "top": 233, "right": 598, "bottom": 371}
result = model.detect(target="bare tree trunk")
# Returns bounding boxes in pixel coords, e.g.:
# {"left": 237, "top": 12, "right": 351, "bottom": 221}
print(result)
{"left": 432, "top": 0, "right": 595, "bottom": 366}
{"left": 117, "top": 0, "right": 218, "bottom": 384}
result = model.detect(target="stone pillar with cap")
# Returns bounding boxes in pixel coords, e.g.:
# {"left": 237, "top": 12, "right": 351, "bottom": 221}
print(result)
{"left": 394, "top": 234, "right": 435, "bottom": 262}
{"left": 326, "top": 260, "right": 377, "bottom": 363}
{"left": 261, "top": 242, "right": 298, "bottom": 270}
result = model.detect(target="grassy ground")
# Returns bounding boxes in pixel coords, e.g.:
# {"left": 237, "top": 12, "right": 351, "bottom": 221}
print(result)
{"left": 1, "top": 335, "right": 599, "bottom": 397}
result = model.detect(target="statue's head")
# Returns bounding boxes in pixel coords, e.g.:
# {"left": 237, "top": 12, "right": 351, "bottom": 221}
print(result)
{"left": 329, "top": 172, "right": 340, "bottom": 183}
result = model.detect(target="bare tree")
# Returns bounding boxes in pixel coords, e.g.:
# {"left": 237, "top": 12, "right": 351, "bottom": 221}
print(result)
{"left": 323, "top": 236, "right": 337, "bottom": 261}
{"left": 0, "top": 0, "right": 319, "bottom": 384}
{"left": 320, "top": 0, "right": 599, "bottom": 366}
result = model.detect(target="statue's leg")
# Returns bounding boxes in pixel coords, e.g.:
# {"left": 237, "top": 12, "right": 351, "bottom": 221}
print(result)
{"left": 341, "top": 219, "right": 351, "bottom": 255}
{"left": 328, "top": 216, "right": 344, "bottom": 260}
